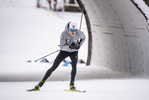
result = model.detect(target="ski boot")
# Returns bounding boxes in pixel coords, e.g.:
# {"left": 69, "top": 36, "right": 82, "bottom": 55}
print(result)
{"left": 35, "top": 80, "right": 45, "bottom": 89}
{"left": 70, "top": 80, "right": 76, "bottom": 90}
{"left": 27, "top": 80, "right": 45, "bottom": 92}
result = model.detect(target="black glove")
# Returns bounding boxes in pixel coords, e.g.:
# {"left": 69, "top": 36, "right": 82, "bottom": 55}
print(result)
{"left": 75, "top": 39, "right": 82, "bottom": 49}
{"left": 69, "top": 42, "right": 76, "bottom": 49}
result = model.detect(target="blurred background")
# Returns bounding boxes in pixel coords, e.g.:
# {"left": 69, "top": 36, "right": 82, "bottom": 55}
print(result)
{"left": 0, "top": 0, "right": 89, "bottom": 81}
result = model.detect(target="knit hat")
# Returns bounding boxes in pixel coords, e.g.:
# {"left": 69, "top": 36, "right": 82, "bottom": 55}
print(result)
{"left": 69, "top": 22, "right": 78, "bottom": 29}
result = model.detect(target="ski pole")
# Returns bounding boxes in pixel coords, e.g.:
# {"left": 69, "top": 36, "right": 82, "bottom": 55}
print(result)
{"left": 34, "top": 49, "right": 60, "bottom": 62}
{"left": 79, "top": 4, "right": 85, "bottom": 30}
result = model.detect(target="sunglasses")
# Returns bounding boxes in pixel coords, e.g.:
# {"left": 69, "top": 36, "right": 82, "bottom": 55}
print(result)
{"left": 70, "top": 29, "right": 77, "bottom": 32}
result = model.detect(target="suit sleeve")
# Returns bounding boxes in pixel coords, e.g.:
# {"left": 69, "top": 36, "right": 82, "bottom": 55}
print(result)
{"left": 60, "top": 32, "right": 69, "bottom": 50}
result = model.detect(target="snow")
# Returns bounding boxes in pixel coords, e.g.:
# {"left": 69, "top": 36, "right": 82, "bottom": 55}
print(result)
{"left": 0, "top": 80, "right": 149, "bottom": 100}
{"left": 133, "top": 0, "right": 149, "bottom": 23}
{"left": 0, "top": 0, "right": 149, "bottom": 100}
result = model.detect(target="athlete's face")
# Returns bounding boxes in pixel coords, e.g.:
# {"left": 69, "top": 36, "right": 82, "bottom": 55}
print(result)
{"left": 69, "top": 29, "right": 77, "bottom": 36}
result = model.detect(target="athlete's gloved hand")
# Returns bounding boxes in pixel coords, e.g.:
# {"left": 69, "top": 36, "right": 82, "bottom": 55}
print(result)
{"left": 69, "top": 42, "right": 76, "bottom": 49}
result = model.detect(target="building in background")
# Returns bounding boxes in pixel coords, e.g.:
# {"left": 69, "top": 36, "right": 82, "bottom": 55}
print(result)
{"left": 37, "top": 0, "right": 81, "bottom": 12}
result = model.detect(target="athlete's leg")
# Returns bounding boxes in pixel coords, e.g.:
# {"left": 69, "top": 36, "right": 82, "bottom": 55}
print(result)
{"left": 42, "top": 51, "right": 69, "bottom": 81}
{"left": 35, "top": 51, "right": 69, "bottom": 89}
{"left": 69, "top": 51, "right": 78, "bottom": 89}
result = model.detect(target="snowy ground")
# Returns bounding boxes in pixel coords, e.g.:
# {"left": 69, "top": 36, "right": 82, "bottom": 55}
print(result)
{"left": 0, "top": 0, "right": 149, "bottom": 100}
{"left": 1, "top": 80, "right": 149, "bottom": 100}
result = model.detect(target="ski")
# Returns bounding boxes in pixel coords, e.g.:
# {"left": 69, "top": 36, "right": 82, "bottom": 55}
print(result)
{"left": 64, "top": 89, "right": 86, "bottom": 93}
{"left": 27, "top": 88, "right": 86, "bottom": 93}
{"left": 27, "top": 88, "right": 40, "bottom": 92}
